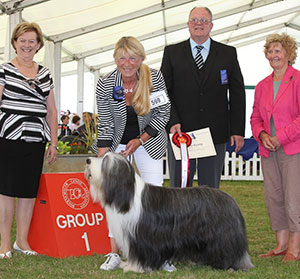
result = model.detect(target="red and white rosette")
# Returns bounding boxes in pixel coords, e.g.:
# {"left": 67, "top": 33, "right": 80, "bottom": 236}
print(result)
{"left": 172, "top": 132, "right": 192, "bottom": 188}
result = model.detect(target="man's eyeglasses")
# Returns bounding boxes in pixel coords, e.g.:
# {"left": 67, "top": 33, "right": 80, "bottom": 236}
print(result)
{"left": 189, "top": 18, "right": 211, "bottom": 25}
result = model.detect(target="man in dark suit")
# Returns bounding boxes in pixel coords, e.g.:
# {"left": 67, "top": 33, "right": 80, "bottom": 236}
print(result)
{"left": 161, "top": 6, "right": 246, "bottom": 188}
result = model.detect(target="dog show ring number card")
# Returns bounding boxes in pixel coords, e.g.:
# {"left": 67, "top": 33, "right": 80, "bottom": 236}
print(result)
{"left": 150, "top": 90, "right": 168, "bottom": 108}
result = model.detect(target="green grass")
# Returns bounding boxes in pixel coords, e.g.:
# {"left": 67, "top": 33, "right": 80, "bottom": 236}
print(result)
{"left": 1, "top": 181, "right": 300, "bottom": 279}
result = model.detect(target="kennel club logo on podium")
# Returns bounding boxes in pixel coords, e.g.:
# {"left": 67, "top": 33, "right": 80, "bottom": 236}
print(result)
{"left": 28, "top": 173, "right": 111, "bottom": 257}
{"left": 62, "top": 178, "right": 90, "bottom": 210}
{"left": 57, "top": 176, "right": 105, "bottom": 231}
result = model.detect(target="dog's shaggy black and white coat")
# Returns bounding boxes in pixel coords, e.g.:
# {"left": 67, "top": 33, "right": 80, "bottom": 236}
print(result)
{"left": 85, "top": 152, "right": 254, "bottom": 273}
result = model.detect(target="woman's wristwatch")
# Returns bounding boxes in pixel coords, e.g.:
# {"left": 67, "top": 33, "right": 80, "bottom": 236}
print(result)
{"left": 137, "top": 135, "right": 145, "bottom": 145}
{"left": 50, "top": 143, "right": 58, "bottom": 150}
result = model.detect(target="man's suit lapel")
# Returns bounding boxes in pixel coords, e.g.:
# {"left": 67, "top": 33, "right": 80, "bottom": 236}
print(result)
{"left": 201, "top": 39, "right": 217, "bottom": 85}
{"left": 182, "top": 40, "right": 203, "bottom": 88}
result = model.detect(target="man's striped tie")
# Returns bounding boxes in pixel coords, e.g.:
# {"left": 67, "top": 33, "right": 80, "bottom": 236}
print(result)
{"left": 195, "top": 45, "right": 204, "bottom": 69}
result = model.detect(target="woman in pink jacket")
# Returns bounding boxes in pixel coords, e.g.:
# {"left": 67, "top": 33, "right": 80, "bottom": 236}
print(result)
{"left": 251, "top": 33, "right": 300, "bottom": 262}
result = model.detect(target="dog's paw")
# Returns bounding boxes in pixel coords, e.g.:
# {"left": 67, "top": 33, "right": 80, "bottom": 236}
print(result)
{"left": 122, "top": 261, "right": 145, "bottom": 273}
{"left": 119, "top": 260, "right": 127, "bottom": 269}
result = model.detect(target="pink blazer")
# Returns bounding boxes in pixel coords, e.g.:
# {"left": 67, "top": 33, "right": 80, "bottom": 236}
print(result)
{"left": 251, "top": 65, "right": 300, "bottom": 157}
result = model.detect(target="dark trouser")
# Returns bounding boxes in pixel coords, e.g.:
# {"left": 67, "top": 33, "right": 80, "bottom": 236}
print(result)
{"left": 167, "top": 141, "right": 226, "bottom": 188}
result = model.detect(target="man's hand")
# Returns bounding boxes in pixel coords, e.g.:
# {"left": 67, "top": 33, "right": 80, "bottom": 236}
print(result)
{"left": 231, "top": 135, "right": 244, "bottom": 153}
{"left": 170, "top": 124, "right": 182, "bottom": 136}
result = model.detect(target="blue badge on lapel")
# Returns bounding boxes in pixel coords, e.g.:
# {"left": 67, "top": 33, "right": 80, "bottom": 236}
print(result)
{"left": 220, "top": 69, "right": 228, "bottom": 85}
{"left": 113, "top": 86, "right": 125, "bottom": 101}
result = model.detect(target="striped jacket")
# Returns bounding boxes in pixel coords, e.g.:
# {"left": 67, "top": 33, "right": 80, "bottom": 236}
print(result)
{"left": 95, "top": 68, "right": 170, "bottom": 160}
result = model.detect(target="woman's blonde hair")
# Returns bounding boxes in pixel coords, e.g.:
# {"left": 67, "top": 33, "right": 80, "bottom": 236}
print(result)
{"left": 264, "top": 33, "right": 297, "bottom": 65}
{"left": 114, "top": 36, "right": 153, "bottom": 116}
{"left": 11, "top": 22, "right": 44, "bottom": 53}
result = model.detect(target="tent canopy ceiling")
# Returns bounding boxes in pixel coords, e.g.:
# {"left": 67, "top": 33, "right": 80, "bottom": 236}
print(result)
{"left": 0, "top": 0, "right": 299, "bottom": 76}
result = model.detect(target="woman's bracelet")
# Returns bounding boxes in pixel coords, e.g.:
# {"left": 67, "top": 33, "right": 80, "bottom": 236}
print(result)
{"left": 137, "top": 136, "right": 145, "bottom": 145}
{"left": 49, "top": 143, "right": 58, "bottom": 150}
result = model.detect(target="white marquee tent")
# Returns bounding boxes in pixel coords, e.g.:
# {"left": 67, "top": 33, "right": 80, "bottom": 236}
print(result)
{"left": 0, "top": 0, "right": 300, "bottom": 136}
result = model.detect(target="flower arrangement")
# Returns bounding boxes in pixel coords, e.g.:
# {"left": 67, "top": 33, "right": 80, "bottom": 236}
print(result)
{"left": 46, "top": 140, "right": 90, "bottom": 155}
{"left": 46, "top": 114, "right": 98, "bottom": 155}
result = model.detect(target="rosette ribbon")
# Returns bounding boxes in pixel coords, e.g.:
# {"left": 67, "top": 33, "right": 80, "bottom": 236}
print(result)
{"left": 172, "top": 132, "right": 192, "bottom": 188}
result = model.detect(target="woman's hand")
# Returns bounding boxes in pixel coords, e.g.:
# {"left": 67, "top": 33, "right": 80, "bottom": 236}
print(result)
{"left": 98, "top": 147, "right": 109, "bottom": 158}
{"left": 270, "top": 135, "right": 281, "bottom": 151}
{"left": 46, "top": 145, "right": 57, "bottom": 164}
{"left": 122, "top": 138, "right": 141, "bottom": 157}
{"left": 260, "top": 131, "right": 280, "bottom": 152}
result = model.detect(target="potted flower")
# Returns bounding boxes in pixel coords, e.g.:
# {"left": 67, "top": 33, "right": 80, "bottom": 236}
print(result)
{"left": 43, "top": 115, "right": 97, "bottom": 173}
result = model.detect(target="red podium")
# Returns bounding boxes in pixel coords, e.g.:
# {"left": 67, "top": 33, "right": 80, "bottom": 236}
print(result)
{"left": 28, "top": 173, "right": 110, "bottom": 258}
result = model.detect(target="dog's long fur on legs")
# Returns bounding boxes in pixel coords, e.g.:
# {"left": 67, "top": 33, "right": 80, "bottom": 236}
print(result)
{"left": 85, "top": 152, "right": 254, "bottom": 273}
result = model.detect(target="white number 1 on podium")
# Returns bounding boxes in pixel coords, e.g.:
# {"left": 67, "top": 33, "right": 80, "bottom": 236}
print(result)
{"left": 81, "top": 232, "right": 90, "bottom": 251}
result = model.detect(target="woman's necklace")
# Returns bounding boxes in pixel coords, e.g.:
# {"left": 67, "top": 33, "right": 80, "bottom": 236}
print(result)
{"left": 124, "top": 88, "right": 133, "bottom": 94}
{"left": 123, "top": 80, "right": 137, "bottom": 94}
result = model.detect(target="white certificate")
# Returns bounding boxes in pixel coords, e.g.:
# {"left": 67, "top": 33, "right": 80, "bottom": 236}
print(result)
{"left": 169, "top": 128, "right": 216, "bottom": 160}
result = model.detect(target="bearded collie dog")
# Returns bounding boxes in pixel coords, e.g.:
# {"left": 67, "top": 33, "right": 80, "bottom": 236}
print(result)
{"left": 85, "top": 152, "right": 254, "bottom": 273}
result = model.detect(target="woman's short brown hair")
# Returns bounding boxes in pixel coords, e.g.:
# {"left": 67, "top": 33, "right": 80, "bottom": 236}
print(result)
{"left": 11, "top": 22, "right": 44, "bottom": 53}
{"left": 264, "top": 33, "right": 298, "bottom": 65}
{"left": 72, "top": 115, "right": 80, "bottom": 124}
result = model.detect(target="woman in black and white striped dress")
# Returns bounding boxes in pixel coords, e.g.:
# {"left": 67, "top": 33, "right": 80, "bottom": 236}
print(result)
{"left": 95, "top": 37, "right": 175, "bottom": 272}
{"left": 0, "top": 22, "right": 58, "bottom": 259}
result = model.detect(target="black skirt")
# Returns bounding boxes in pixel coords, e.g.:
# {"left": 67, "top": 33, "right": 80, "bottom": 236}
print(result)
{"left": 0, "top": 138, "right": 46, "bottom": 198}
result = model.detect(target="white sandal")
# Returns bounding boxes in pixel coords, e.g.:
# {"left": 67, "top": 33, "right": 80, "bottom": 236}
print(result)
{"left": 0, "top": 251, "right": 12, "bottom": 259}
{"left": 13, "top": 242, "right": 38, "bottom": 256}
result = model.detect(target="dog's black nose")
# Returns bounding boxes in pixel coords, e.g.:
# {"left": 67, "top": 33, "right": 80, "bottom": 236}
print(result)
{"left": 86, "top": 158, "right": 91, "bottom": 164}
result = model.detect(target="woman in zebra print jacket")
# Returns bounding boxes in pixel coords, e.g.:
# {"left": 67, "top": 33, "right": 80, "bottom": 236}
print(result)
{"left": 94, "top": 36, "right": 174, "bottom": 272}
